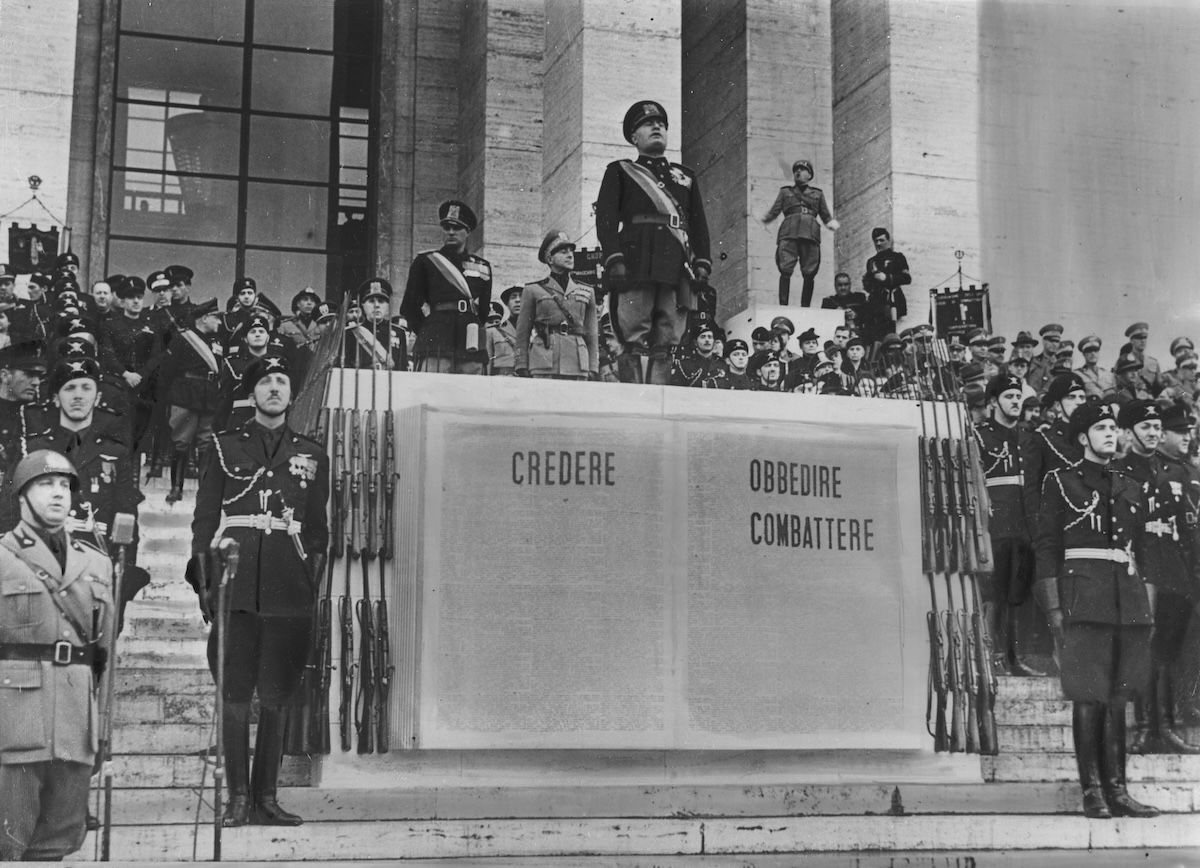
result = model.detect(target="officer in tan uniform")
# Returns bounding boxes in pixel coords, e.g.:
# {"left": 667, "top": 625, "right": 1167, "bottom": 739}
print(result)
{"left": 761, "top": 159, "right": 839, "bottom": 307}
{"left": 0, "top": 450, "right": 113, "bottom": 861}
{"left": 514, "top": 231, "right": 598, "bottom": 380}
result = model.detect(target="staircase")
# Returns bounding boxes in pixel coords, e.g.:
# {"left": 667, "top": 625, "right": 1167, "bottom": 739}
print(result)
{"left": 80, "top": 477, "right": 1200, "bottom": 862}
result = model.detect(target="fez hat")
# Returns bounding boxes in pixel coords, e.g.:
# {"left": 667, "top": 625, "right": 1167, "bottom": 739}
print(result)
{"left": 797, "top": 328, "right": 820, "bottom": 344}
{"left": 245, "top": 313, "right": 273, "bottom": 334}
{"left": 724, "top": 338, "right": 749, "bottom": 357}
{"left": 147, "top": 270, "right": 171, "bottom": 292}
{"left": 1044, "top": 372, "right": 1086, "bottom": 403}
{"left": 233, "top": 276, "right": 257, "bottom": 294}
{"left": 751, "top": 326, "right": 772, "bottom": 342}
{"left": 357, "top": 277, "right": 393, "bottom": 302}
{"left": 438, "top": 200, "right": 477, "bottom": 231}
{"left": 165, "top": 264, "right": 194, "bottom": 284}
{"left": 538, "top": 230, "right": 575, "bottom": 265}
{"left": 623, "top": 100, "right": 668, "bottom": 143}
{"left": 49, "top": 355, "right": 100, "bottom": 394}
{"left": 1069, "top": 401, "right": 1115, "bottom": 440}
{"left": 28, "top": 272, "right": 51, "bottom": 288}
{"left": 987, "top": 373, "right": 1025, "bottom": 400}
{"left": 291, "top": 287, "right": 322, "bottom": 311}
{"left": 242, "top": 354, "right": 291, "bottom": 390}
{"left": 1117, "top": 399, "right": 1161, "bottom": 429}
{"left": 56, "top": 316, "right": 95, "bottom": 339}
{"left": 1114, "top": 352, "right": 1143, "bottom": 374}
{"left": 56, "top": 251, "right": 80, "bottom": 268}
{"left": 55, "top": 334, "right": 97, "bottom": 360}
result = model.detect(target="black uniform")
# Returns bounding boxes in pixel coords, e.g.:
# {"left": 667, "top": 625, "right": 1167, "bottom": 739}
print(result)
{"left": 98, "top": 311, "right": 164, "bottom": 449}
{"left": 341, "top": 318, "right": 409, "bottom": 371}
{"left": 669, "top": 350, "right": 726, "bottom": 389}
{"left": 1022, "top": 418, "right": 1081, "bottom": 527}
{"left": 974, "top": 418, "right": 1035, "bottom": 604}
{"left": 860, "top": 249, "right": 910, "bottom": 347}
{"left": 399, "top": 247, "right": 490, "bottom": 374}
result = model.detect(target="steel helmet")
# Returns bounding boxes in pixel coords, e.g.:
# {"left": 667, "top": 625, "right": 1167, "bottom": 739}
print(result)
{"left": 11, "top": 450, "right": 79, "bottom": 496}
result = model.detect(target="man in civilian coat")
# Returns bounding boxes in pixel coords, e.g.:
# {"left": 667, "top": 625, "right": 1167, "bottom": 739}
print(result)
{"left": 191, "top": 353, "right": 329, "bottom": 828}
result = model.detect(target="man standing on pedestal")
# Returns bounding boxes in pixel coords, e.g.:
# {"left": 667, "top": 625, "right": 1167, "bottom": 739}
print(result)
{"left": 1034, "top": 402, "right": 1159, "bottom": 819}
{"left": 761, "top": 159, "right": 839, "bottom": 307}
{"left": 595, "top": 100, "right": 711, "bottom": 384}
{"left": 859, "top": 228, "right": 909, "bottom": 349}
{"left": 399, "top": 202, "right": 491, "bottom": 375}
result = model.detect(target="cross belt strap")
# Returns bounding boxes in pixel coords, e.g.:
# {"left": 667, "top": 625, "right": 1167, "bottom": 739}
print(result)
{"left": 1063, "top": 547, "right": 1129, "bottom": 563}
{"left": 0, "top": 641, "right": 95, "bottom": 666}
{"left": 219, "top": 514, "right": 302, "bottom": 535}
{"left": 985, "top": 475, "right": 1023, "bottom": 487}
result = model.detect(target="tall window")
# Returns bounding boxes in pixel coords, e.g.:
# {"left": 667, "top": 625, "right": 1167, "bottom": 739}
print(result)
{"left": 109, "top": 0, "right": 378, "bottom": 308}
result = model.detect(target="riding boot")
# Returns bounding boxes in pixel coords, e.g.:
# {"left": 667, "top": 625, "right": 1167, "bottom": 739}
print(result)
{"left": 1101, "top": 702, "right": 1160, "bottom": 817}
{"left": 800, "top": 274, "right": 815, "bottom": 308}
{"left": 1072, "top": 701, "right": 1111, "bottom": 818}
{"left": 1157, "top": 667, "right": 1200, "bottom": 754}
{"left": 1008, "top": 604, "right": 1046, "bottom": 677}
{"left": 986, "top": 602, "right": 1010, "bottom": 675}
{"left": 1133, "top": 669, "right": 1162, "bottom": 754}
{"left": 778, "top": 274, "right": 791, "bottom": 306}
{"left": 252, "top": 706, "right": 303, "bottom": 826}
{"left": 165, "top": 450, "right": 187, "bottom": 504}
{"left": 222, "top": 702, "right": 252, "bottom": 827}
{"left": 616, "top": 351, "right": 644, "bottom": 384}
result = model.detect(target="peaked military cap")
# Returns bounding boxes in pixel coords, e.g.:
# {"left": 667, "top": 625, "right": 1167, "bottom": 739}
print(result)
{"left": 1169, "top": 336, "right": 1195, "bottom": 356}
{"left": 769, "top": 316, "right": 795, "bottom": 335}
{"left": 988, "top": 335, "right": 1007, "bottom": 350}
{"left": 0, "top": 341, "right": 46, "bottom": 373}
{"left": 357, "top": 277, "right": 392, "bottom": 302}
{"left": 1124, "top": 321, "right": 1150, "bottom": 339}
{"left": 191, "top": 298, "right": 220, "bottom": 320}
{"left": 1161, "top": 402, "right": 1197, "bottom": 432}
{"left": 291, "top": 287, "right": 322, "bottom": 311}
{"left": 1068, "top": 401, "right": 1115, "bottom": 440}
{"left": 1044, "top": 372, "right": 1086, "bottom": 403}
{"left": 242, "top": 354, "right": 291, "bottom": 390}
{"left": 622, "top": 100, "right": 668, "bottom": 143}
{"left": 116, "top": 275, "right": 147, "bottom": 299}
{"left": 538, "top": 229, "right": 575, "bottom": 264}
{"left": 165, "top": 264, "right": 194, "bottom": 284}
{"left": 792, "top": 159, "right": 814, "bottom": 175}
{"left": 49, "top": 355, "right": 101, "bottom": 394}
{"left": 0, "top": 263, "right": 14, "bottom": 281}
{"left": 1078, "top": 334, "right": 1102, "bottom": 353}
{"left": 147, "top": 270, "right": 171, "bottom": 292}
{"left": 958, "top": 362, "right": 985, "bottom": 384}
{"left": 1038, "top": 323, "right": 1064, "bottom": 337}
{"left": 315, "top": 300, "right": 339, "bottom": 323}
{"left": 880, "top": 333, "right": 903, "bottom": 352}
{"left": 438, "top": 200, "right": 477, "bottom": 232}
{"left": 1114, "top": 352, "right": 1143, "bottom": 374}
{"left": 963, "top": 327, "right": 988, "bottom": 345}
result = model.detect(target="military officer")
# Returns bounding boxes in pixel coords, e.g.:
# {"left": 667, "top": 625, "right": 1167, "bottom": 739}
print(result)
{"left": 670, "top": 319, "right": 726, "bottom": 388}
{"left": 191, "top": 353, "right": 329, "bottom": 827}
{"left": 514, "top": 230, "right": 599, "bottom": 381}
{"left": 1113, "top": 401, "right": 1200, "bottom": 754}
{"left": 157, "top": 299, "right": 225, "bottom": 503}
{"left": 277, "top": 288, "right": 324, "bottom": 353}
{"left": 1074, "top": 335, "right": 1114, "bottom": 401}
{"left": 0, "top": 343, "right": 46, "bottom": 464}
{"left": 595, "top": 100, "right": 712, "bottom": 384}
{"left": 0, "top": 263, "right": 16, "bottom": 312}
{"left": 98, "top": 275, "right": 163, "bottom": 452}
{"left": 1022, "top": 372, "right": 1086, "bottom": 524}
{"left": 216, "top": 313, "right": 278, "bottom": 430}
{"left": 344, "top": 278, "right": 409, "bottom": 371}
{"left": 1033, "top": 402, "right": 1159, "bottom": 819}
{"left": 761, "top": 159, "right": 840, "bottom": 307}
{"left": 974, "top": 373, "right": 1043, "bottom": 676}
{"left": 716, "top": 338, "right": 753, "bottom": 390}
{"left": 1026, "top": 323, "right": 1065, "bottom": 395}
{"left": 1125, "top": 322, "right": 1163, "bottom": 397}
{"left": 858, "top": 228, "right": 910, "bottom": 349}
{"left": 0, "top": 450, "right": 113, "bottom": 861}
{"left": 399, "top": 201, "right": 491, "bottom": 374}
{"left": 9, "top": 271, "right": 53, "bottom": 348}
{"left": 224, "top": 277, "right": 283, "bottom": 349}
{"left": 485, "top": 300, "right": 517, "bottom": 376}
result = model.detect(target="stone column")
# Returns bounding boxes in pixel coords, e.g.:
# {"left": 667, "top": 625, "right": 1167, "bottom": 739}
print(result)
{"left": 831, "top": 0, "right": 980, "bottom": 330}
{"left": 681, "top": 0, "right": 835, "bottom": 322}
{"left": 458, "top": 0, "right": 544, "bottom": 288}
{"left": 542, "top": 0, "right": 681, "bottom": 261}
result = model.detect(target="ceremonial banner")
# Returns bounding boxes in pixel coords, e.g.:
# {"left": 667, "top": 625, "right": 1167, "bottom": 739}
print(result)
{"left": 392, "top": 402, "right": 921, "bottom": 751}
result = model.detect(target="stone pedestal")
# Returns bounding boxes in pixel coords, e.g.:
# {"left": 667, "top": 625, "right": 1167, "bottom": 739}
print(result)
{"left": 681, "top": 0, "right": 835, "bottom": 323}
{"left": 831, "top": 0, "right": 979, "bottom": 330}
{"left": 542, "top": 0, "right": 682, "bottom": 255}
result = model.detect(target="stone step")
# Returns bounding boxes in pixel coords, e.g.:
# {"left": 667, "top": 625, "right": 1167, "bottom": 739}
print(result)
{"left": 80, "top": 812, "right": 1200, "bottom": 861}
{"left": 995, "top": 676, "right": 1064, "bottom": 700}
{"left": 115, "top": 666, "right": 212, "bottom": 698}
{"left": 112, "top": 722, "right": 214, "bottom": 755}
{"left": 138, "top": 509, "right": 195, "bottom": 531}
{"left": 104, "top": 753, "right": 310, "bottom": 789}
{"left": 984, "top": 752, "right": 1200, "bottom": 782}
{"left": 126, "top": 573, "right": 198, "bottom": 603}
{"left": 139, "top": 534, "right": 194, "bottom": 555}
{"left": 115, "top": 691, "right": 215, "bottom": 726}
{"left": 93, "top": 781, "right": 1200, "bottom": 826}
{"left": 122, "top": 599, "right": 208, "bottom": 641}
{"left": 117, "top": 638, "right": 210, "bottom": 670}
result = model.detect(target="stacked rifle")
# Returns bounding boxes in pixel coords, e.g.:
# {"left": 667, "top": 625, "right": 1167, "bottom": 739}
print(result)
{"left": 289, "top": 359, "right": 399, "bottom": 756}
{"left": 886, "top": 342, "right": 998, "bottom": 755}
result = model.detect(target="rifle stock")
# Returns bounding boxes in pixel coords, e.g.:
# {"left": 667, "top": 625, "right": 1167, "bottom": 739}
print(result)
{"left": 926, "top": 610, "right": 950, "bottom": 752}
{"left": 945, "top": 610, "right": 967, "bottom": 752}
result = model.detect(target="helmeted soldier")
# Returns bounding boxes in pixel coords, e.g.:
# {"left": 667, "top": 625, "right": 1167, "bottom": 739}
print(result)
{"left": 514, "top": 230, "right": 599, "bottom": 381}
{"left": 0, "top": 450, "right": 113, "bottom": 861}
{"left": 595, "top": 100, "right": 712, "bottom": 384}
{"left": 343, "top": 278, "right": 409, "bottom": 371}
{"left": 399, "top": 201, "right": 491, "bottom": 374}
{"left": 974, "top": 373, "right": 1042, "bottom": 676}
{"left": 157, "top": 298, "right": 225, "bottom": 503}
{"left": 1113, "top": 400, "right": 1200, "bottom": 755}
{"left": 761, "top": 159, "right": 840, "bottom": 307}
{"left": 1033, "top": 402, "right": 1159, "bottom": 819}
{"left": 190, "top": 353, "right": 329, "bottom": 827}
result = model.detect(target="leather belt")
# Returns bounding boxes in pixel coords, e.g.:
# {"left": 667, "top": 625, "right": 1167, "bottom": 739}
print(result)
{"left": 1064, "top": 547, "right": 1130, "bottom": 563}
{"left": 0, "top": 641, "right": 95, "bottom": 666}
{"left": 630, "top": 213, "right": 683, "bottom": 230}
{"left": 539, "top": 322, "right": 583, "bottom": 336}
{"left": 220, "top": 514, "right": 302, "bottom": 536}
{"left": 985, "top": 475, "right": 1022, "bottom": 488}
{"left": 432, "top": 301, "right": 473, "bottom": 314}
{"left": 1144, "top": 519, "right": 1178, "bottom": 539}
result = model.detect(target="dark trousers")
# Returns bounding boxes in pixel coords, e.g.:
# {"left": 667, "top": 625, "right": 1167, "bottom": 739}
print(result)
{"left": 0, "top": 760, "right": 92, "bottom": 861}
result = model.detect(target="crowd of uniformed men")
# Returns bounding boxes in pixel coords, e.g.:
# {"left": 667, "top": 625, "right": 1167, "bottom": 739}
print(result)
{"left": 0, "top": 97, "right": 1197, "bottom": 858}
